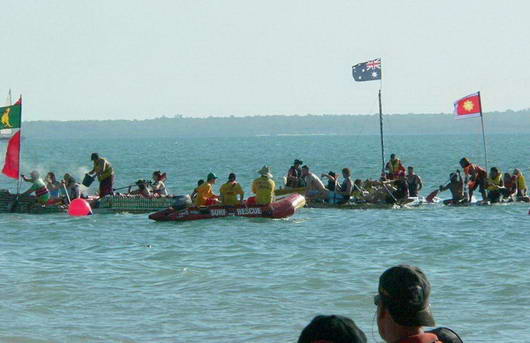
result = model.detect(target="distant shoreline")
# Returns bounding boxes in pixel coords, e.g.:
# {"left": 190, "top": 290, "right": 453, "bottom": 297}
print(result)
{"left": 13, "top": 110, "right": 530, "bottom": 139}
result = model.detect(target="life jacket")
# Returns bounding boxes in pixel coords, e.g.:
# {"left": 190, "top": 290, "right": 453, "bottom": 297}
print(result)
{"left": 389, "top": 159, "right": 405, "bottom": 174}
{"left": 464, "top": 164, "right": 486, "bottom": 180}
{"left": 486, "top": 173, "right": 502, "bottom": 191}
{"left": 35, "top": 186, "right": 49, "bottom": 198}
{"left": 396, "top": 333, "right": 441, "bottom": 343}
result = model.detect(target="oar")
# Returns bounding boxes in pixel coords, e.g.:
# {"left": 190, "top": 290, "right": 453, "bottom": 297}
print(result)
{"left": 426, "top": 176, "right": 453, "bottom": 203}
{"left": 63, "top": 183, "right": 71, "bottom": 205}
{"left": 425, "top": 189, "right": 440, "bottom": 203}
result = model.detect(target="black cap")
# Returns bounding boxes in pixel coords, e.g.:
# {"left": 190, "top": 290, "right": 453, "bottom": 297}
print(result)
{"left": 378, "top": 265, "right": 435, "bottom": 327}
{"left": 294, "top": 159, "right": 303, "bottom": 165}
{"left": 298, "top": 315, "right": 367, "bottom": 343}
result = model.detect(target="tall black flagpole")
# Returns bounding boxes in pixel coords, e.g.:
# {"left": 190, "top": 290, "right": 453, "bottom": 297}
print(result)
{"left": 477, "top": 91, "right": 488, "bottom": 171}
{"left": 378, "top": 88, "right": 385, "bottom": 176}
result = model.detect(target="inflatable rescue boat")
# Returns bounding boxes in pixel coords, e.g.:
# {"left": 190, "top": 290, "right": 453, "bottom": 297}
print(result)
{"left": 149, "top": 194, "right": 305, "bottom": 222}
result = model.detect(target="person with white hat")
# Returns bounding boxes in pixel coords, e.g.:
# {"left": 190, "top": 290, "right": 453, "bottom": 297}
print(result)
{"left": 251, "top": 166, "right": 275, "bottom": 205}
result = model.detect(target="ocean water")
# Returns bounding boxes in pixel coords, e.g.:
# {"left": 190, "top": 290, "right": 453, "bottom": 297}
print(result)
{"left": 0, "top": 134, "right": 529, "bottom": 343}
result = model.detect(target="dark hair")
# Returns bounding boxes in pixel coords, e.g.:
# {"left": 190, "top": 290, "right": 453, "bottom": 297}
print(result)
{"left": 342, "top": 168, "right": 351, "bottom": 175}
{"left": 298, "top": 315, "right": 366, "bottom": 343}
{"left": 197, "top": 179, "right": 204, "bottom": 186}
{"left": 354, "top": 179, "right": 362, "bottom": 185}
{"left": 302, "top": 165, "right": 309, "bottom": 170}
{"left": 459, "top": 157, "right": 470, "bottom": 168}
{"left": 228, "top": 173, "right": 236, "bottom": 180}
{"left": 91, "top": 153, "right": 99, "bottom": 161}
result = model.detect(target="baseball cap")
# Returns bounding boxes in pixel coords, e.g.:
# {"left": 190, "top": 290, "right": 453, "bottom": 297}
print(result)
{"left": 207, "top": 173, "right": 218, "bottom": 180}
{"left": 377, "top": 265, "right": 435, "bottom": 327}
{"left": 297, "top": 315, "right": 367, "bottom": 343}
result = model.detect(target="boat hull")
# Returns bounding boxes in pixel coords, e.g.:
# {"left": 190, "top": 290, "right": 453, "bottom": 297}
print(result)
{"left": 92, "top": 194, "right": 191, "bottom": 214}
{"left": 149, "top": 194, "right": 305, "bottom": 222}
{"left": 0, "top": 190, "right": 66, "bottom": 214}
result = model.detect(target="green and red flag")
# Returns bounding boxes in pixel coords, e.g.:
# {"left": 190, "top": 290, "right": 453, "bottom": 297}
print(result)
{"left": 2, "top": 96, "right": 22, "bottom": 179}
{"left": 0, "top": 98, "right": 22, "bottom": 130}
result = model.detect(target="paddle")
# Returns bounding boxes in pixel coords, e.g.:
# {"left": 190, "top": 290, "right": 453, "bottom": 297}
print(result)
{"left": 425, "top": 189, "right": 439, "bottom": 203}
{"left": 63, "top": 183, "right": 71, "bottom": 205}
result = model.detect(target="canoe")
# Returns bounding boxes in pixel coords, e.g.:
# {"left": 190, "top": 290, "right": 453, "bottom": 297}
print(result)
{"left": 149, "top": 194, "right": 306, "bottom": 222}
{"left": 0, "top": 190, "right": 66, "bottom": 214}
{"left": 275, "top": 187, "right": 305, "bottom": 196}
{"left": 92, "top": 194, "right": 191, "bottom": 214}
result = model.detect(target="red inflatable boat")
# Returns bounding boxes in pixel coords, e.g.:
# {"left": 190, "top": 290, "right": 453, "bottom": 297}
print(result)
{"left": 148, "top": 194, "right": 306, "bottom": 222}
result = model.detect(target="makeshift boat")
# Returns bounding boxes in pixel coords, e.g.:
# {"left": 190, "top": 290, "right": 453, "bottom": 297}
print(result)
{"left": 149, "top": 193, "right": 305, "bottom": 222}
{"left": 275, "top": 186, "right": 305, "bottom": 196}
{"left": 0, "top": 190, "right": 66, "bottom": 214}
{"left": 305, "top": 197, "right": 422, "bottom": 210}
{"left": 92, "top": 194, "right": 191, "bottom": 214}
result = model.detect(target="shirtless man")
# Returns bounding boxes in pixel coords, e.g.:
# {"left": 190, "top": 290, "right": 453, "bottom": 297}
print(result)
{"left": 301, "top": 165, "right": 327, "bottom": 201}
{"left": 439, "top": 171, "right": 466, "bottom": 205}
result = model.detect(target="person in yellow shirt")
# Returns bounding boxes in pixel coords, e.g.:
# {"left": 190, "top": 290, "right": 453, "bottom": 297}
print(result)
{"left": 219, "top": 173, "right": 245, "bottom": 206}
{"left": 196, "top": 173, "right": 219, "bottom": 206}
{"left": 251, "top": 166, "right": 276, "bottom": 205}
{"left": 513, "top": 168, "right": 529, "bottom": 202}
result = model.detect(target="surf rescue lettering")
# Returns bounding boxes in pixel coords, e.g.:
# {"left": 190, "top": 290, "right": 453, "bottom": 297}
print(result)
{"left": 210, "top": 209, "right": 226, "bottom": 216}
{"left": 236, "top": 207, "right": 262, "bottom": 216}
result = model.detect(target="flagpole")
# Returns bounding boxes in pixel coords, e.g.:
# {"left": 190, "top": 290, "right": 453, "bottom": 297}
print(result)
{"left": 16, "top": 95, "right": 22, "bottom": 194}
{"left": 378, "top": 88, "right": 385, "bottom": 176}
{"left": 8, "top": 89, "right": 12, "bottom": 105}
{"left": 477, "top": 91, "right": 488, "bottom": 171}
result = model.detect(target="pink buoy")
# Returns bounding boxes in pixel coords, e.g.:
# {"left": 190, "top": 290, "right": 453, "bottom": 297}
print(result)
{"left": 68, "top": 198, "right": 92, "bottom": 216}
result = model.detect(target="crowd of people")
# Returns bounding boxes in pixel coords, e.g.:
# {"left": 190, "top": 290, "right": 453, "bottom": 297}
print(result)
{"left": 297, "top": 264, "right": 463, "bottom": 343}
{"left": 17, "top": 152, "right": 529, "bottom": 208}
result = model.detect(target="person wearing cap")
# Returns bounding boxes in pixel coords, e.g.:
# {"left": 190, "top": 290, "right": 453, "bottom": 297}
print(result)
{"left": 251, "top": 166, "right": 275, "bottom": 205}
{"left": 301, "top": 165, "right": 327, "bottom": 201}
{"left": 439, "top": 170, "right": 466, "bottom": 205}
{"left": 219, "top": 173, "right": 245, "bottom": 206}
{"left": 88, "top": 153, "right": 115, "bottom": 197}
{"left": 195, "top": 173, "right": 219, "bottom": 206}
{"left": 374, "top": 265, "right": 462, "bottom": 343}
{"left": 287, "top": 159, "right": 305, "bottom": 188}
{"left": 297, "top": 314, "right": 367, "bottom": 343}
{"left": 21, "top": 171, "right": 50, "bottom": 205}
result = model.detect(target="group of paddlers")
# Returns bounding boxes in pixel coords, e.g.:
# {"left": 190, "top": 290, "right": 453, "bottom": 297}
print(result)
{"left": 286, "top": 155, "right": 529, "bottom": 205}
{"left": 17, "top": 152, "right": 529, "bottom": 208}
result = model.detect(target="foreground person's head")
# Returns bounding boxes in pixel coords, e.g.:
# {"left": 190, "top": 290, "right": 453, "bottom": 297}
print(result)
{"left": 375, "top": 265, "right": 435, "bottom": 342}
{"left": 298, "top": 315, "right": 366, "bottom": 343}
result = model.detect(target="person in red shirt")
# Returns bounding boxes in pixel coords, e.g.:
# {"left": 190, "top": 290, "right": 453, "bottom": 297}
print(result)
{"left": 459, "top": 157, "right": 487, "bottom": 202}
{"left": 374, "top": 265, "right": 463, "bottom": 343}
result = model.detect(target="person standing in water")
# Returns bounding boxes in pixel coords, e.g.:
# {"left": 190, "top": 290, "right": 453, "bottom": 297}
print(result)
{"left": 459, "top": 157, "right": 487, "bottom": 202}
{"left": 89, "top": 153, "right": 115, "bottom": 197}
{"left": 406, "top": 166, "right": 423, "bottom": 197}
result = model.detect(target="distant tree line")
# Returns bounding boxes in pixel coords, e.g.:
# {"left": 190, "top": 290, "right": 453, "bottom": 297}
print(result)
{"left": 22, "top": 109, "right": 530, "bottom": 139}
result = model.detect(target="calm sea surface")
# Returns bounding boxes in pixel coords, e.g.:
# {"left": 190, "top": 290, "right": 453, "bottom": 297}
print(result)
{"left": 0, "top": 134, "right": 529, "bottom": 343}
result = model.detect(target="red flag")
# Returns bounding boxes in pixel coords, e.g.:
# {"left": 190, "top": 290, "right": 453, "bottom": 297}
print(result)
{"left": 2, "top": 130, "right": 21, "bottom": 179}
{"left": 454, "top": 92, "right": 482, "bottom": 119}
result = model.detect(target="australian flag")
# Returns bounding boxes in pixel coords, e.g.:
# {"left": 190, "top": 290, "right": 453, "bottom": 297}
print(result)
{"left": 352, "top": 58, "right": 382, "bottom": 81}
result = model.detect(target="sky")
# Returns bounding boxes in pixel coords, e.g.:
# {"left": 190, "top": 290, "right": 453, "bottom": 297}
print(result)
{"left": 1, "top": 0, "right": 529, "bottom": 121}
